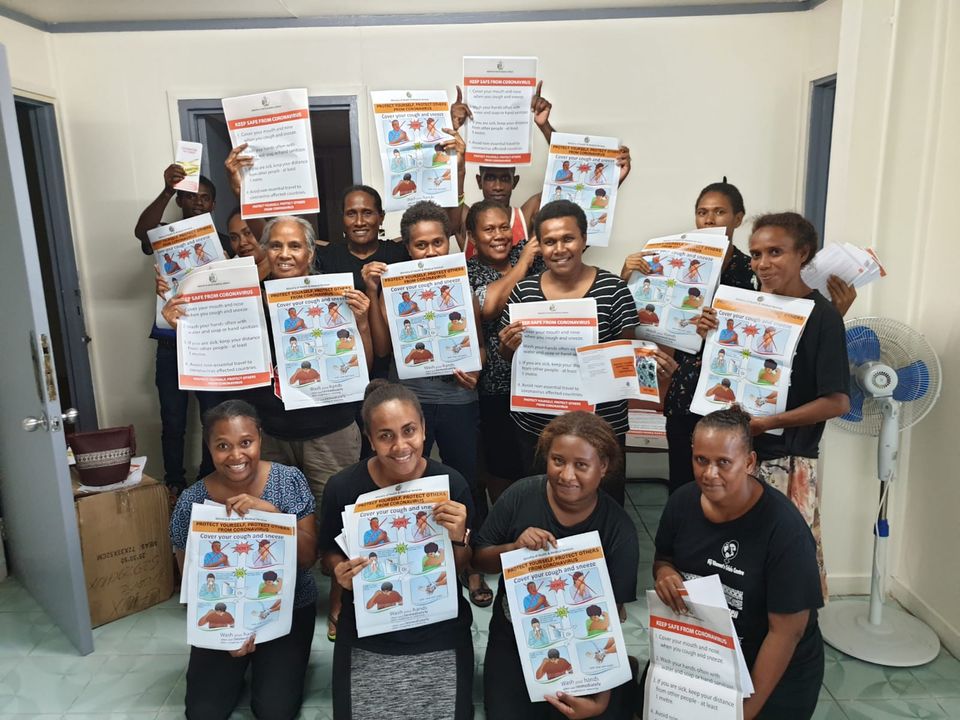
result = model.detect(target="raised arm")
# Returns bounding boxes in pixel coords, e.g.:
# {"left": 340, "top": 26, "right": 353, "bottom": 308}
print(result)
{"left": 361, "top": 262, "right": 394, "bottom": 359}
{"left": 134, "top": 164, "right": 183, "bottom": 254}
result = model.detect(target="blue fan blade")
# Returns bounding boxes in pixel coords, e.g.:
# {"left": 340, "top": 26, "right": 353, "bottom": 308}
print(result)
{"left": 842, "top": 384, "right": 864, "bottom": 422}
{"left": 893, "top": 360, "right": 930, "bottom": 402}
{"left": 846, "top": 326, "right": 881, "bottom": 365}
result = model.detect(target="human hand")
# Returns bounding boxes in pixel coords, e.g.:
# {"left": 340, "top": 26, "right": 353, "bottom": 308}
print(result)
{"left": 530, "top": 81, "right": 552, "bottom": 128}
{"left": 432, "top": 500, "right": 468, "bottom": 542}
{"left": 361, "top": 261, "right": 388, "bottom": 294}
{"left": 334, "top": 556, "right": 370, "bottom": 591}
{"left": 344, "top": 289, "right": 371, "bottom": 324}
{"left": 749, "top": 416, "right": 771, "bottom": 436}
{"left": 225, "top": 143, "right": 254, "bottom": 198}
{"left": 452, "top": 369, "right": 479, "bottom": 391}
{"left": 499, "top": 321, "right": 524, "bottom": 353}
{"left": 441, "top": 127, "right": 465, "bottom": 158}
{"left": 160, "top": 295, "right": 189, "bottom": 328}
{"left": 654, "top": 565, "right": 688, "bottom": 614}
{"left": 155, "top": 266, "right": 171, "bottom": 299}
{"left": 695, "top": 306, "right": 719, "bottom": 339}
{"left": 163, "top": 163, "right": 186, "bottom": 192}
{"left": 653, "top": 348, "right": 679, "bottom": 380}
{"left": 519, "top": 237, "right": 541, "bottom": 269}
{"left": 225, "top": 494, "right": 279, "bottom": 517}
{"left": 514, "top": 527, "right": 557, "bottom": 552}
{"left": 621, "top": 251, "right": 654, "bottom": 276}
{"left": 450, "top": 85, "right": 473, "bottom": 131}
{"left": 229, "top": 634, "right": 256, "bottom": 658}
{"left": 616, "top": 145, "right": 632, "bottom": 184}
{"left": 544, "top": 690, "right": 611, "bottom": 719}
{"left": 827, "top": 275, "right": 856, "bottom": 317}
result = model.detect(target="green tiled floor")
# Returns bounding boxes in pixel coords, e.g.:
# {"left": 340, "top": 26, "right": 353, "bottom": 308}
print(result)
{"left": 0, "top": 481, "right": 956, "bottom": 719}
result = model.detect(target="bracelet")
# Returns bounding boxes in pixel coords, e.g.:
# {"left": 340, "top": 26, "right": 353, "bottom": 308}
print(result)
{"left": 452, "top": 528, "right": 471, "bottom": 547}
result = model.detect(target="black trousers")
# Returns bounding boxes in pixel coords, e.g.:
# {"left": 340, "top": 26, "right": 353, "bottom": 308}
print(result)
{"left": 665, "top": 413, "right": 700, "bottom": 495}
{"left": 185, "top": 603, "right": 316, "bottom": 720}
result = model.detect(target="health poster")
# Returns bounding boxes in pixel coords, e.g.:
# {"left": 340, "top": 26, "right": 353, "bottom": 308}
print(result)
{"left": 264, "top": 273, "right": 370, "bottom": 410}
{"left": 463, "top": 56, "right": 538, "bottom": 166}
{"left": 149, "top": 212, "right": 228, "bottom": 330}
{"left": 575, "top": 340, "right": 659, "bottom": 405}
{"left": 175, "top": 257, "right": 272, "bottom": 391}
{"left": 172, "top": 140, "right": 203, "bottom": 193}
{"left": 689, "top": 285, "right": 814, "bottom": 431}
{"left": 370, "top": 90, "right": 458, "bottom": 212}
{"left": 500, "top": 531, "right": 631, "bottom": 702}
{"left": 539, "top": 133, "right": 620, "bottom": 247}
{"left": 184, "top": 503, "right": 297, "bottom": 651}
{"left": 628, "top": 231, "right": 730, "bottom": 353}
{"left": 222, "top": 88, "right": 320, "bottom": 219}
{"left": 340, "top": 475, "right": 459, "bottom": 638}
{"left": 509, "top": 298, "right": 598, "bottom": 415}
{"left": 380, "top": 254, "right": 482, "bottom": 380}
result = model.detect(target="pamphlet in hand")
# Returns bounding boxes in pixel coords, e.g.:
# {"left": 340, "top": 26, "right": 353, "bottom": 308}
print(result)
{"left": 576, "top": 339, "right": 660, "bottom": 405}
{"left": 172, "top": 140, "right": 203, "bottom": 193}
{"left": 628, "top": 230, "right": 729, "bottom": 353}
{"left": 463, "top": 56, "right": 538, "bottom": 166}
{"left": 801, "top": 242, "right": 885, "bottom": 301}
{"left": 501, "top": 531, "right": 631, "bottom": 702}
{"left": 183, "top": 503, "right": 297, "bottom": 651}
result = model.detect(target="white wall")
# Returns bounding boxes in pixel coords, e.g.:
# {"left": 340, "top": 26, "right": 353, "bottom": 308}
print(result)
{"left": 0, "top": 16, "right": 56, "bottom": 98}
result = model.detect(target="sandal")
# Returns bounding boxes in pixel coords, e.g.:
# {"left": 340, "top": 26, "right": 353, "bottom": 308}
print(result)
{"left": 462, "top": 571, "right": 494, "bottom": 608}
{"left": 326, "top": 614, "right": 338, "bottom": 642}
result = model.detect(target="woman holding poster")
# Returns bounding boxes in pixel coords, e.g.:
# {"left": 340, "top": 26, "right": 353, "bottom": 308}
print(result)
{"left": 318, "top": 380, "right": 475, "bottom": 720}
{"left": 473, "top": 411, "right": 639, "bottom": 720}
{"left": 169, "top": 400, "right": 318, "bottom": 720}
{"left": 498, "top": 200, "right": 640, "bottom": 503}
{"left": 695, "top": 213, "right": 850, "bottom": 599}
{"left": 651, "top": 406, "right": 824, "bottom": 719}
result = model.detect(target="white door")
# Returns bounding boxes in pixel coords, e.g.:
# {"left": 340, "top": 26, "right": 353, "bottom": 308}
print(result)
{"left": 0, "top": 44, "right": 93, "bottom": 654}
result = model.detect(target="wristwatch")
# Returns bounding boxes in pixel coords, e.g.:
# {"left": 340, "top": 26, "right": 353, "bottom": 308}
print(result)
{"left": 452, "top": 528, "right": 471, "bottom": 547}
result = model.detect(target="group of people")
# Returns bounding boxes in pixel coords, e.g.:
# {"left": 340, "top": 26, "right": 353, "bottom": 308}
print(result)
{"left": 140, "top": 83, "right": 858, "bottom": 720}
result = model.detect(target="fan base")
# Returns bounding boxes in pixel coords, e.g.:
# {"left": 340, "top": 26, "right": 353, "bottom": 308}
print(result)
{"left": 821, "top": 598, "right": 940, "bottom": 667}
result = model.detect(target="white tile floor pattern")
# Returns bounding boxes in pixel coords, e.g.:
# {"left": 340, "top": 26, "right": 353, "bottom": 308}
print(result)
{"left": 0, "top": 482, "right": 958, "bottom": 719}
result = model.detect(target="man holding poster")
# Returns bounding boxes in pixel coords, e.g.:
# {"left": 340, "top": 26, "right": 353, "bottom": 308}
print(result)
{"left": 222, "top": 88, "right": 320, "bottom": 219}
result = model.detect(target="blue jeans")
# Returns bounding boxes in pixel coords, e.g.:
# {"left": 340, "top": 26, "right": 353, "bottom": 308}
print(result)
{"left": 155, "top": 341, "right": 228, "bottom": 489}
{"left": 420, "top": 401, "right": 486, "bottom": 528}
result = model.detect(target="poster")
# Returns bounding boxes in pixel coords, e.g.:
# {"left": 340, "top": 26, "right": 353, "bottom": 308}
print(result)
{"left": 370, "top": 90, "right": 458, "bottom": 212}
{"left": 644, "top": 575, "right": 752, "bottom": 720}
{"left": 264, "top": 273, "right": 370, "bottom": 410}
{"left": 575, "top": 340, "right": 659, "bottom": 405}
{"left": 462, "top": 56, "right": 538, "bottom": 166}
{"left": 183, "top": 503, "right": 297, "bottom": 651}
{"left": 339, "top": 476, "right": 459, "bottom": 638}
{"left": 380, "top": 254, "right": 482, "bottom": 380}
{"left": 172, "top": 140, "right": 203, "bottom": 193}
{"left": 500, "top": 531, "right": 631, "bottom": 702}
{"left": 628, "top": 231, "right": 730, "bottom": 353}
{"left": 539, "top": 133, "right": 620, "bottom": 247}
{"left": 801, "top": 242, "right": 885, "bottom": 301}
{"left": 175, "top": 257, "right": 272, "bottom": 391}
{"left": 222, "top": 88, "right": 320, "bottom": 219}
{"left": 689, "top": 285, "right": 814, "bottom": 431}
{"left": 148, "top": 212, "right": 228, "bottom": 330}
{"left": 509, "top": 299, "right": 598, "bottom": 415}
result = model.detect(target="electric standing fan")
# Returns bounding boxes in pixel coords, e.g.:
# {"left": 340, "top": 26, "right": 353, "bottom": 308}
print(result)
{"left": 818, "top": 317, "right": 942, "bottom": 666}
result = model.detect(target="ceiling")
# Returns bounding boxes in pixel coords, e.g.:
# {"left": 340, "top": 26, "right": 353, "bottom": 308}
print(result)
{"left": 0, "top": 0, "right": 813, "bottom": 31}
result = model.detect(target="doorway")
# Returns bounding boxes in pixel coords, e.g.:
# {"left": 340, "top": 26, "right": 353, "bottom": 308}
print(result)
{"left": 804, "top": 75, "right": 837, "bottom": 246}
{"left": 178, "top": 96, "right": 361, "bottom": 243}
{"left": 14, "top": 97, "right": 98, "bottom": 431}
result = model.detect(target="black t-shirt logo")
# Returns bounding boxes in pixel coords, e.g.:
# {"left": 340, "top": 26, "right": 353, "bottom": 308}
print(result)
{"left": 721, "top": 540, "right": 739, "bottom": 562}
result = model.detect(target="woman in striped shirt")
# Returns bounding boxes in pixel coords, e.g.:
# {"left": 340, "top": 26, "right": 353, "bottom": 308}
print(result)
{"left": 498, "top": 200, "right": 639, "bottom": 504}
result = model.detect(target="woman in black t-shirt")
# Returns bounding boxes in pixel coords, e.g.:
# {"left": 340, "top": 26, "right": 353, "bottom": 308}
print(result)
{"left": 318, "top": 380, "right": 475, "bottom": 719}
{"left": 474, "top": 412, "right": 639, "bottom": 720}
{"left": 652, "top": 406, "right": 824, "bottom": 720}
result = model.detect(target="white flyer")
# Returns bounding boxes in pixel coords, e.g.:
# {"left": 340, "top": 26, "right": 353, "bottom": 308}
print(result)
{"left": 172, "top": 140, "right": 203, "bottom": 193}
{"left": 801, "top": 243, "right": 885, "bottom": 301}
{"left": 222, "top": 88, "right": 320, "bottom": 219}
{"left": 628, "top": 230, "right": 730, "bottom": 353}
{"left": 509, "top": 299, "right": 598, "bottom": 415}
{"left": 689, "top": 285, "right": 814, "bottom": 432}
{"left": 175, "top": 257, "right": 272, "bottom": 391}
{"left": 370, "top": 90, "right": 458, "bottom": 212}
{"left": 148, "top": 212, "right": 228, "bottom": 329}
{"left": 462, "top": 56, "right": 538, "bottom": 166}
{"left": 184, "top": 503, "right": 297, "bottom": 651}
{"left": 500, "top": 531, "right": 632, "bottom": 702}
{"left": 539, "top": 132, "right": 620, "bottom": 247}
{"left": 380, "top": 254, "right": 482, "bottom": 380}
{"left": 575, "top": 340, "right": 659, "bottom": 405}
{"left": 340, "top": 476, "right": 459, "bottom": 638}
{"left": 264, "top": 273, "right": 370, "bottom": 410}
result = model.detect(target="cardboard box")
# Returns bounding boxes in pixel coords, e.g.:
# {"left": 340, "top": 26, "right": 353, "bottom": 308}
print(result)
{"left": 73, "top": 475, "right": 175, "bottom": 627}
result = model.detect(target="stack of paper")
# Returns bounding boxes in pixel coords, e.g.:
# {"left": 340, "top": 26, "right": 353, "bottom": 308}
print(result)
{"left": 181, "top": 502, "right": 297, "bottom": 651}
{"left": 645, "top": 575, "right": 752, "bottom": 719}
{"left": 336, "top": 475, "right": 459, "bottom": 638}
{"left": 801, "top": 243, "right": 885, "bottom": 301}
